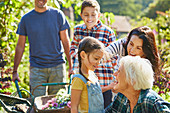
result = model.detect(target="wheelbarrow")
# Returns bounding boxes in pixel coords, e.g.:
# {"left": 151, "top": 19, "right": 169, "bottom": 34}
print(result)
{"left": 0, "top": 80, "right": 34, "bottom": 113}
{"left": 0, "top": 76, "right": 72, "bottom": 113}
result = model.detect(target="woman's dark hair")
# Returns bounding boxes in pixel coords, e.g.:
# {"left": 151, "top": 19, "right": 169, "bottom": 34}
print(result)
{"left": 123, "top": 26, "right": 160, "bottom": 76}
{"left": 78, "top": 36, "right": 104, "bottom": 75}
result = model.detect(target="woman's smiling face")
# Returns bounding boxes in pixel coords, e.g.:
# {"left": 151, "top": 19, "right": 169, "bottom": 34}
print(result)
{"left": 127, "top": 35, "right": 145, "bottom": 58}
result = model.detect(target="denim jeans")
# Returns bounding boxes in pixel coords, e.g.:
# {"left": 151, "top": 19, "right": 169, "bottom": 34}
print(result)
{"left": 73, "top": 74, "right": 104, "bottom": 113}
{"left": 103, "top": 90, "right": 112, "bottom": 108}
{"left": 30, "top": 63, "right": 66, "bottom": 97}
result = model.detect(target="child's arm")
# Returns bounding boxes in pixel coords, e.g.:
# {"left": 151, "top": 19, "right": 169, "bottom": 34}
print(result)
{"left": 70, "top": 29, "right": 80, "bottom": 59}
{"left": 71, "top": 89, "right": 82, "bottom": 113}
{"left": 107, "top": 30, "right": 116, "bottom": 46}
{"left": 70, "top": 29, "right": 80, "bottom": 73}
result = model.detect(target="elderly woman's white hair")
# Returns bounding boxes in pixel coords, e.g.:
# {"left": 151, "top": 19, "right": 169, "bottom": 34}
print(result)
{"left": 119, "top": 56, "right": 154, "bottom": 90}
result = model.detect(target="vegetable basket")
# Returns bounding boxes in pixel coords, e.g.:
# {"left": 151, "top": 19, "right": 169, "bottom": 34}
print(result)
{"left": 32, "top": 82, "right": 71, "bottom": 113}
{"left": 33, "top": 95, "right": 70, "bottom": 113}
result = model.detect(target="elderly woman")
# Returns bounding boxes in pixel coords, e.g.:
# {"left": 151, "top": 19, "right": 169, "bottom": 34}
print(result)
{"left": 105, "top": 56, "right": 170, "bottom": 113}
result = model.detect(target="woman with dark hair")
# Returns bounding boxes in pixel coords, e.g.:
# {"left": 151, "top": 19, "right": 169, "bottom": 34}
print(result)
{"left": 106, "top": 26, "right": 160, "bottom": 76}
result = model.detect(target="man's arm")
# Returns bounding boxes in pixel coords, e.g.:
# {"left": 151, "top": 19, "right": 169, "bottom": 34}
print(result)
{"left": 60, "top": 29, "right": 73, "bottom": 76}
{"left": 12, "top": 35, "right": 26, "bottom": 82}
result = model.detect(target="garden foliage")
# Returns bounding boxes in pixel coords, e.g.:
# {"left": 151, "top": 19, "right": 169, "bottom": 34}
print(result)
{"left": 0, "top": 0, "right": 169, "bottom": 109}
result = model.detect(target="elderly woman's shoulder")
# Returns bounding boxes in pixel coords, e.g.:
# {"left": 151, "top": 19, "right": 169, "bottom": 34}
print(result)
{"left": 142, "top": 89, "right": 170, "bottom": 112}
{"left": 142, "top": 89, "right": 167, "bottom": 103}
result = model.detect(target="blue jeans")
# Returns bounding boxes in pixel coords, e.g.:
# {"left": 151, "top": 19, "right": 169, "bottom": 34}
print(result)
{"left": 103, "top": 90, "right": 112, "bottom": 108}
{"left": 30, "top": 63, "right": 66, "bottom": 97}
{"left": 73, "top": 74, "right": 104, "bottom": 113}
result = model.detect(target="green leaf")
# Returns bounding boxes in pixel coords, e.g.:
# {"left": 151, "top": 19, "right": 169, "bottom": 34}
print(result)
{"left": 0, "top": 2, "right": 4, "bottom": 7}
{"left": 53, "top": 0, "right": 60, "bottom": 9}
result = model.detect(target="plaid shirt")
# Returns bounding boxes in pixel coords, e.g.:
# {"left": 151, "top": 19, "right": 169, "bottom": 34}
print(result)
{"left": 105, "top": 89, "right": 170, "bottom": 113}
{"left": 70, "top": 20, "right": 117, "bottom": 86}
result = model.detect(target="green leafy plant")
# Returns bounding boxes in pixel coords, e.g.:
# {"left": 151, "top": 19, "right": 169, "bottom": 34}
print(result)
{"left": 153, "top": 44, "right": 170, "bottom": 101}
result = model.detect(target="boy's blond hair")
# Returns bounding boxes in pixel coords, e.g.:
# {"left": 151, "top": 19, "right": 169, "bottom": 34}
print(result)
{"left": 81, "top": 0, "right": 100, "bottom": 14}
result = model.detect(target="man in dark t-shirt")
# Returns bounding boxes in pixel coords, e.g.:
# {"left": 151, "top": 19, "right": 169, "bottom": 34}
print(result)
{"left": 12, "top": 0, "right": 73, "bottom": 97}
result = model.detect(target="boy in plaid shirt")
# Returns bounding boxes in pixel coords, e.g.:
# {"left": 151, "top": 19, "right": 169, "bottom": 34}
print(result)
{"left": 70, "top": 0, "right": 117, "bottom": 108}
